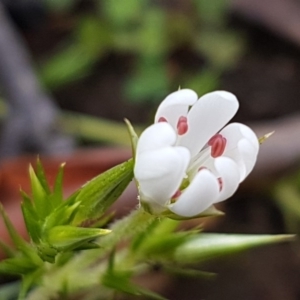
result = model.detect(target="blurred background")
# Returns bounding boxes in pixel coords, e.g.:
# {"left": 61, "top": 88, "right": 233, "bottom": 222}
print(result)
{"left": 1, "top": 0, "right": 300, "bottom": 299}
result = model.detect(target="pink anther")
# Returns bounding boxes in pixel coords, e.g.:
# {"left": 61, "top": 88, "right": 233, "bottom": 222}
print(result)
{"left": 177, "top": 116, "right": 188, "bottom": 135}
{"left": 158, "top": 116, "right": 168, "bottom": 122}
{"left": 171, "top": 190, "right": 182, "bottom": 199}
{"left": 208, "top": 134, "right": 227, "bottom": 158}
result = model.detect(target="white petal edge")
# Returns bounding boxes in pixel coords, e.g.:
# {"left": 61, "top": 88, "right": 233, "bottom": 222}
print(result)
{"left": 214, "top": 157, "right": 240, "bottom": 203}
{"left": 178, "top": 91, "right": 239, "bottom": 156}
{"left": 168, "top": 169, "right": 219, "bottom": 217}
{"left": 136, "top": 122, "right": 176, "bottom": 154}
{"left": 220, "top": 123, "right": 259, "bottom": 181}
{"left": 154, "top": 89, "right": 198, "bottom": 129}
{"left": 237, "top": 139, "right": 258, "bottom": 181}
{"left": 221, "top": 123, "right": 259, "bottom": 153}
{"left": 135, "top": 146, "right": 190, "bottom": 206}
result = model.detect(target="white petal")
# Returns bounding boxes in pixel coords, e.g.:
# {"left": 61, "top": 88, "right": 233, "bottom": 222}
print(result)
{"left": 220, "top": 123, "right": 259, "bottom": 181}
{"left": 221, "top": 123, "right": 259, "bottom": 152}
{"left": 237, "top": 139, "right": 258, "bottom": 181}
{"left": 179, "top": 91, "right": 239, "bottom": 156}
{"left": 168, "top": 169, "right": 219, "bottom": 217}
{"left": 214, "top": 157, "right": 240, "bottom": 203}
{"left": 136, "top": 122, "right": 176, "bottom": 154}
{"left": 135, "top": 147, "right": 190, "bottom": 206}
{"left": 154, "top": 89, "right": 198, "bottom": 128}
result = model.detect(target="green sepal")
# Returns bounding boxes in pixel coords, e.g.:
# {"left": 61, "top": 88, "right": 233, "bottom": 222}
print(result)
{"left": 161, "top": 205, "right": 224, "bottom": 220}
{"left": 174, "top": 233, "right": 295, "bottom": 264}
{"left": 124, "top": 118, "right": 139, "bottom": 160}
{"left": 141, "top": 201, "right": 224, "bottom": 220}
{"left": 45, "top": 225, "right": 111, "bottom": 251}
{"left": 72, "top": 159, "right": 134, "bottom": 225}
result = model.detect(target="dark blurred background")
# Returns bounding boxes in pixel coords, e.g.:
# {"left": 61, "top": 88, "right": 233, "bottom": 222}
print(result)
{"left": 1, "top": 0, "right": 300, "bottom": 299}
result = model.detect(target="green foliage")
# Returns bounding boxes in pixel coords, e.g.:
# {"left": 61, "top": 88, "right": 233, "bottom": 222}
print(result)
{"left": 1, "top": 158, "right": 133, "bottom": 267}
{"left": 39, "top": 0, "right": 245, "bottom": 104}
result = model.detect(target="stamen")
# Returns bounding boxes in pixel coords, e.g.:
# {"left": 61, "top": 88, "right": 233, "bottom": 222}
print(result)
{"left": 208, "top": 134, "right": 227, "bottom": 158}
{"left": 217, "top": 177, "right": 223, "bottom": 191}
{"left": 171, "top": 190, "right": 182, "bottom": 199}
{"left": 177, "top": 116, "right": 188, "bottom": 135}
{"left": 158, "top": 116, "right": 168, "bottom": 122}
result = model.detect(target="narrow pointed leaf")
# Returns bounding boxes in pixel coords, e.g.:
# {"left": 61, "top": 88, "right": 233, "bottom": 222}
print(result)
{"left": 174, "top": 233, "right": 295, "bottom": 264}
{"left": 0, "top": 205, "right": 41, "bottom": 265}
{"left": 36, "top": 158, "right": 51, "bottom": 195}
{"left": 0, "top": 204, "right": 28, "bottom": 250}
{"left": 20, "top": 190, "right": 40, "bottom": 243}
{"left": 51, "top": 163, "right": 65, "bottom": 208}
{"left": 162, "top": 205, "right": 224, "bottom": 220}
{"left": 29, "top": 165, "right": 49, "bottom": 218}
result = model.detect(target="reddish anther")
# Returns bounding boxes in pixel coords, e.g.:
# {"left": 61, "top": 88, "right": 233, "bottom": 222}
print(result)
{"left": 171, "top": 190, "right": 182, "bottom": 199}
{"left": 158, "top": 116, "right": 168, "bottom": 122}
{"left": 177, "top": 116, "right": 188, "bottom": 135}
{"left": 217, "top": 177, "right": 223, "bottom": 191}
{"left": 208, "top": 134, "right": 227, "bottom": 158}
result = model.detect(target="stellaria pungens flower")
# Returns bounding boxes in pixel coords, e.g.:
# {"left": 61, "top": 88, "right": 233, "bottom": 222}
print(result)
{"left": 134, "top": 89, "right": 259, "bottom": 218}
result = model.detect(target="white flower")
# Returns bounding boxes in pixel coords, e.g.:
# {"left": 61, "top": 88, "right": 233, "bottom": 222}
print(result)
{"left": 134, "top": 89, "right": 259, "bottom": 218}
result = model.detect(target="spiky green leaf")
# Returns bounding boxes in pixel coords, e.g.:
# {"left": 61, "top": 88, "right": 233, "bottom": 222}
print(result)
{"left": 46, "top": 225, "right": 111, "bottom": 251}
{"left": 29, "top": 165, "right": 49, "bottom": 218}
{"left": 174, "top": 233, "right": 295, "bottom": 264}
{"left": 20, "top": 190, "right": 40, "bottom": 244}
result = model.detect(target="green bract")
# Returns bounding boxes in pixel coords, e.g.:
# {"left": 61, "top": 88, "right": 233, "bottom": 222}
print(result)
{"left": 3, "top": 158, "right": 133, "bottom": 264}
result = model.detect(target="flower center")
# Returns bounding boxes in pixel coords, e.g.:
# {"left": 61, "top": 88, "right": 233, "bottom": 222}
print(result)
{"left": 208, "top": 134, "right": 227, "bottom": 158}
{"left": 177, "top": 116, "right": 188, "bottom": 135}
